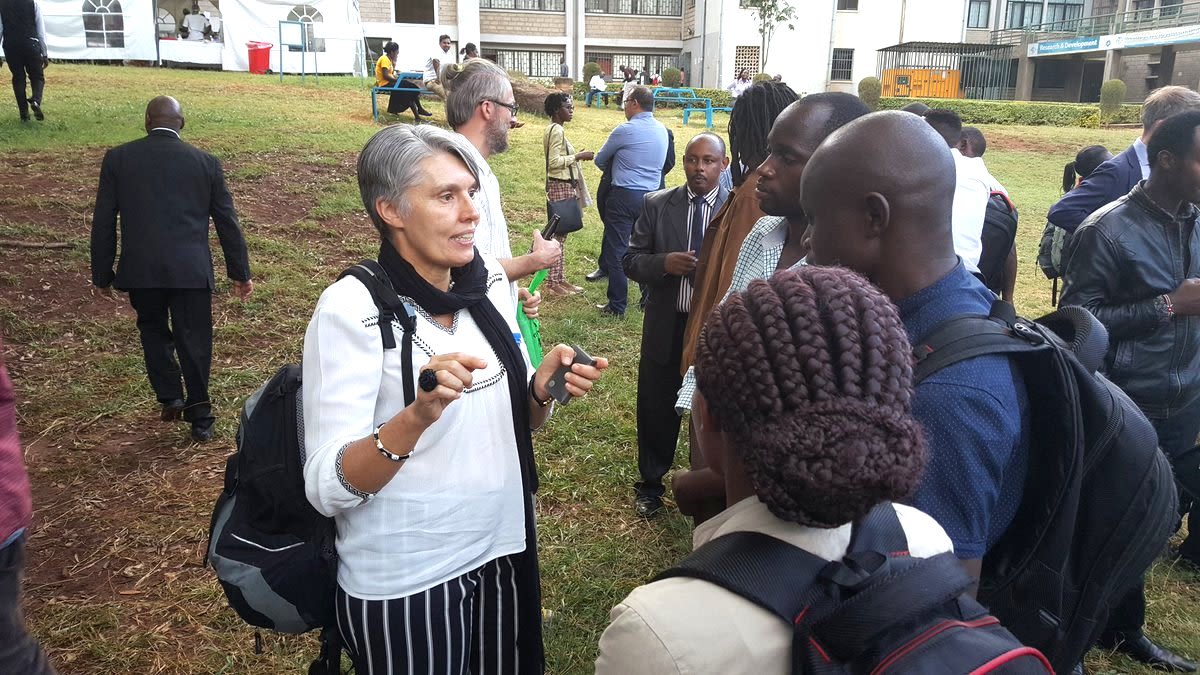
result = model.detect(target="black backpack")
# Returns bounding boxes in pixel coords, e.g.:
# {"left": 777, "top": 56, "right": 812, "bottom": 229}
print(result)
{"left": 205, "top": 261, "right": 416, "bottom": 673}
{"left": 911, "top": 300, "right": 1178, "bottom": 673}
{"left": 1035, "top": 221, "right": 1074, "bottom": 306}
{"left": 979, "top": 191, "right": 1018, "bottom": 297}
{"left": 656, "top": 503, "right": 1052, "bottom": 674}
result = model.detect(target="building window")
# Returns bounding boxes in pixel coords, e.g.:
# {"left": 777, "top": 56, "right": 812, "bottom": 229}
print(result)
{"left": 483, "top": 48, "right": 563, "bottom": 77}
{"left": 585, "top": 0, "right": 683, "bottom": 17}
{"left": 1045, "top": 0, "right": 1083, "bottom": 25}
{"left": 1006, "top": 0, "right": 1042, "bottom": 28}
{"left": 481, "top": 0, "right": 566, "bottom": 9}
{"left": 396, "top": 0, "right": 434, "bottom": 23}
{"left": 585, "top": 51, "right": 680, "bottom": 78}
{"left": 734, "top": 45, "right": 760, "bottom": 74}
{"left": 1034, "top": 60, "right": 1069, "bottom": 88}
{"left": 967, "top": 0, "right": 989, "bottom": 28}
{"left": 836, "top": 0, "right": 858, "bottom": 10}
{"left": 156, "top": 7, "right": 175, "bottom": 37}
{"left": 82, "top": 0, "right": 125, "bottom": 48}
{"left": 830, "top": 48, "right": 853, "bottom": 81}
{"left": 287, "top": 5, "right": 324, "bottom": 52}
{"left": 1162, "top": 0, "right": 1184, "bottom": 17}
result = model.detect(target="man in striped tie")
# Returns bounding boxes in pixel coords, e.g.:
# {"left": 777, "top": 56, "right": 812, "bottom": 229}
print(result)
{"left": 624, "top": 133, "right": 730, "bottom": 518}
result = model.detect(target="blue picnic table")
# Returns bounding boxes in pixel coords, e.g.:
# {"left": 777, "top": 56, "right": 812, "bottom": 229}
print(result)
{"left": 652, "top": 87, "right": 732, "bottom": 129}
{"left": 371, "top": 71, "right": 436, "bottom": 122}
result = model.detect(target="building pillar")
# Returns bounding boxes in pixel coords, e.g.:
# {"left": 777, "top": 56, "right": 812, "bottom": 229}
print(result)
{"left": 1102, "top": 47, "right": 1123, "bottom": 81}
{"left": 1016, "top": 45, "right": 1035, "bottom": 100}
{"left": 1065, "top": 54, "right": 1085, "bottom": 102}
{"left": 457, "top": 2, "right": 480, "bottom": 55}
{"left": 1160, "top": 45, "right": 1176, "bottom": 86}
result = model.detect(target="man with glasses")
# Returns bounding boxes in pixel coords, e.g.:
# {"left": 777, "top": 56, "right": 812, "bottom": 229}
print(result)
{"left": 443, "top": 58, "right": 559, "bottom": 310}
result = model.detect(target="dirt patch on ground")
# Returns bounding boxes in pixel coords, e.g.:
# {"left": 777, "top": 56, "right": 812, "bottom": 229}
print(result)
{"left": 985, "top": 133, "right": 1079, "bottom": 156}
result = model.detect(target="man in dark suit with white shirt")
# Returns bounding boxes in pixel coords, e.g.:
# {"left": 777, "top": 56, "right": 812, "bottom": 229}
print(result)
{"left": 90, "top": 96, "right": 252, "bottom": 443}
{"left": 624, "top": 133, "right": 729, "bottom": 517}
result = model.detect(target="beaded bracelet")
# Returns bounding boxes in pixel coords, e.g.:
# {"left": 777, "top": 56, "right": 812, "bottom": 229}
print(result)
{"left": 374, "top": 422, "right": 412, "bottom": 462}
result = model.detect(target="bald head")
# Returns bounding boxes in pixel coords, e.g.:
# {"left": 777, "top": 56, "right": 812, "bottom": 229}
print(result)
{"left": 686, "top": 132, "right": 726, "bottom": 156}
{"left": 145, "top": 96, "right": 184, "bottom": 133}
{"left": 802, "top": 111, "right": 956, "bottom": 288}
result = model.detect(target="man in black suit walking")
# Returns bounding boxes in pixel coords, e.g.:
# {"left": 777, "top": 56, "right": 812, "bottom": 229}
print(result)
{"left": 0, "top": 0, "right": 49, "bottom": 122}
{"left": 90, "top": 96, "right": 252, "bottom": 443}
{"left": 624, "top": 133, "right": 729, "bottom": 517}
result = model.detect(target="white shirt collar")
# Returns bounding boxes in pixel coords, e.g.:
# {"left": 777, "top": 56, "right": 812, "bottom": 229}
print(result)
{"left": 149, "top": 127, "right": 181, "bottom": 138}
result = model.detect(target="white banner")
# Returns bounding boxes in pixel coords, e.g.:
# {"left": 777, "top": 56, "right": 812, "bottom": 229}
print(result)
{"left": 219, "top": 0, "right": 360, "bottom": 73}
{"left": 41, "top": 0, "right": 157, "bottom": 61}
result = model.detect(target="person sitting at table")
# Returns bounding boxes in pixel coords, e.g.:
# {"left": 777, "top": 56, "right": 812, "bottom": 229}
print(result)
{"left": 588, "top": 71, "right": 608, "bottom": 107}
{"left": 376, "top": 41, "right": 432, "bottom": 123}
{"left": 182, "top": 8, "right": 208, "bottom": 41}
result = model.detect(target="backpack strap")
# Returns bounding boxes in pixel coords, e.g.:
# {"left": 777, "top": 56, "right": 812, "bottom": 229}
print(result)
{"left": 654, "top": 531, "right": 829, "bottom": 625}
{"left": 847, "top": 502, "right": 909, "bottom": 557}
{"left": 912, "top": 299, "right": 1048, "bottom": 384}
{"left": 338, "top": 260, "right": 418, "bottom": 406}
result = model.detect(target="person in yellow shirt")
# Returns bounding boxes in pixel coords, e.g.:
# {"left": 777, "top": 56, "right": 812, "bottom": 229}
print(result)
{"left": 375, "top": 41, "right": 431, "bottom": 123}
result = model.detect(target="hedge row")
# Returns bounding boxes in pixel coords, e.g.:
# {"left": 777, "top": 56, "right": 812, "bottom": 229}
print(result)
{"left": 878, "top": 97, "right": 1142, "bottom": 128}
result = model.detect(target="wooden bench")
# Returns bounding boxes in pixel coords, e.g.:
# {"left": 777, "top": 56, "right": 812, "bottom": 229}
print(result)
{"left": 585, "top": 89, "right": 619, "bottom": 107}
{"left": 372, "top": 71, "right": 437, "bottom": 122}
{"left": 682, "top": 105, "right": 734, "bottom": 129}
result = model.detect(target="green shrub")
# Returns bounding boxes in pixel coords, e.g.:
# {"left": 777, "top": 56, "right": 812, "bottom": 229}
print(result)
{"left": 583, "top": 61, "right": 602, "bottom": 81}
{"left": 691, "top": 87, "right": 734, "bottom": 107}
{"left": 752, "top": 72, "right": 772, "bottom": 84}
{"left": 1100, "top": 79, "right": 1127, "bottom": 124}
{"left": 661, "top": 67, "right": 682, "bottom": 88}
{"left": 858, "top": 77, "right": 882, "bottom": 111}
{"left": 878, "top": 97, "right": 1141, "bottom": 128}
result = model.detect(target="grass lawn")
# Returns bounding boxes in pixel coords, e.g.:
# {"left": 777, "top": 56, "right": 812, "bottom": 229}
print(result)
{"left": 1, "top": 64, "right": 1197, "bottom": 674}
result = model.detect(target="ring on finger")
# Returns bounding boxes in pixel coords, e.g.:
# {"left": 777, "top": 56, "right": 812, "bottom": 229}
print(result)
{"left": 418, "top": 368, "right": 439, "bottom": 393}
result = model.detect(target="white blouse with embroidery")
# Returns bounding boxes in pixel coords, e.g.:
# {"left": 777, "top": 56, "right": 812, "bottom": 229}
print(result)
{"left": 302, "top": 255, "right": 531, "bottom": 600}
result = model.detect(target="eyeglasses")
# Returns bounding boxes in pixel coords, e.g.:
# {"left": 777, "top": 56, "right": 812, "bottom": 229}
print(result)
{"left": 485, "top": 99, "right": 519, "bottom": 116}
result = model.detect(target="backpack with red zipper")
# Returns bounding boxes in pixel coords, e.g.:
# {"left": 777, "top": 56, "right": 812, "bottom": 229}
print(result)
{"left": 979, "top": 191, "right": 1019, "bottom": 297}
{"left": 655, "top": 502, "right": 1052, "bottom": 674}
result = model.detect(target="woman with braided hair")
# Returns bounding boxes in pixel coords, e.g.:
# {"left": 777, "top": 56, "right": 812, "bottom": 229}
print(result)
{"left": 596, "top": 266, "right": 953, "bottom": 674}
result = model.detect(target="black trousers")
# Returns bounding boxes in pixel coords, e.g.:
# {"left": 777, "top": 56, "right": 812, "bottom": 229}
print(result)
{"left": 3, "top": 40, "right": 44, "bottom": 117}
{"left": 127, "top": 288, "right": 214, "bottom": 424}
{"left": 635, "top": 312, "right": 688, "bottom": 499}
{"left": 0, "top": 535, "right": 55, "bottom": 675}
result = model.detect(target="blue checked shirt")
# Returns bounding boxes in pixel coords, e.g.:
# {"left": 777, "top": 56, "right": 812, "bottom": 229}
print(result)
{"left": 675, "top": 215, "right": 795, "bottom": 413}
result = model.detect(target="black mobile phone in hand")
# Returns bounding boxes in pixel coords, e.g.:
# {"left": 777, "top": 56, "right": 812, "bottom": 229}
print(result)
{"left": 541, "top": 214, "right": 561, "bottom": 242}
{"left": 545, "top": 345, "right": 596, "bottom": 404}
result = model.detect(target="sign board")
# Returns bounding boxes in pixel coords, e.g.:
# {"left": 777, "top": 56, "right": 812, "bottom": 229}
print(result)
{"left": 1027, "top": 37, "right": 1101, "bottom": 57}
{"left": 1120, "top": 24, "right": 1200, "bottom": 49}
{"left": 279, "top": 20, "right": 305, "bottom": 48}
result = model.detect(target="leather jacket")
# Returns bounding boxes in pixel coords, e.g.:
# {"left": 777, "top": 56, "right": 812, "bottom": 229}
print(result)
{"left": 1060, "top": 183, "right": 1200, "bottom": 419}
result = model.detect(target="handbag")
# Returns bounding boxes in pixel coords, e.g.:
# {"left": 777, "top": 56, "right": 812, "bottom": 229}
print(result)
{"left": 545, "top": 125, "right": 585, "bottom": 235}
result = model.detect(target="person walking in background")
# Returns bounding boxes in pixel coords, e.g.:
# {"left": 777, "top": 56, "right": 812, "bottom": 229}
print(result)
{"left": 592, "top": 86, "right": 668, "bottom": 318}
{"left": 459, "top": 42, "right": 478, "bottom": 60}
{"left": 303, "top": 124, "right": 607, "bottom": 674}
{"left": 558, "top": 56, "right": 568, "bottom": 79}
{"left": 727, "top": 68, "right": 752, "bottom": 98}
{"left": 375, "top": 41, "right": 431, "bottom": 123}
{"left": 0, "top": 0, "right": 48, "bottom": 122}
{"left": 423, "top": 34, "right": 453, "bottom": 99}
{"left": 89, "top": 96, "right": 253, "bottom": 443}
{"left": 596, "top": 267, "right": 952, "bottom": 672}
{"left": 0, "top": 336, "right": 55, "bottom": 674}
{"left": 1049, "top": 85, "right": 1200, "bottom": 234}
{"left": 542, "top": 93, "right": 593, "bottom": 296}
{"left": 1060, "top": 111, "right": 1200, "bottom": 673}
{"left": 619, "top": 64, "right": 637, "bottom": 109}
{"left": 624, "top": 134, "right": 729, "bottom": 518}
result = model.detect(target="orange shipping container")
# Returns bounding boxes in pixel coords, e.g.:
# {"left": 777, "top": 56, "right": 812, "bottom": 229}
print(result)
{"left": 882, "top": 68, "right": 962, "bottom": 99}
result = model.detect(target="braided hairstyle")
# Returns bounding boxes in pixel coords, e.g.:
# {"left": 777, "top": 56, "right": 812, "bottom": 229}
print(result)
{"left": 694, "top": 267, "right": 927, "bottom": 528}
{"left": 728, "top": 81, "right": 798, "bottom": 187}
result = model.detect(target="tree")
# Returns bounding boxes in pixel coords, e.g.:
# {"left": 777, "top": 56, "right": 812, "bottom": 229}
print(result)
{"left": 744, "top": 0, "right": 796, "bottom": 72}
{"left": 858, "top": 76, "right": 882, "bottom": 110}
{"left": 1099, "top": 79, "right": 1127, "bottom": 125}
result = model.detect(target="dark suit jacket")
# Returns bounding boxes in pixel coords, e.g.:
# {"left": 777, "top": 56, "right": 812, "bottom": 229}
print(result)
{"left": 90, "top": 129, "right": 251, "bottom": 290}
{"left": 623, "top": 184, "right": 730, "bottom": 363}
{"left": 1047, "top": 143, "right": 1141, "bottom": 234}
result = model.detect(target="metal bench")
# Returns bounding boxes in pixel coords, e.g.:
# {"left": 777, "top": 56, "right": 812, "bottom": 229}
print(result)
{"left": 585, "top": 89, "right": 619, "bottom": 107}
{"left": 682, "top": 105, "right": 734, "bottom": 129}
{"left": 371, "top": 71, "right": 437, "bottom": 122}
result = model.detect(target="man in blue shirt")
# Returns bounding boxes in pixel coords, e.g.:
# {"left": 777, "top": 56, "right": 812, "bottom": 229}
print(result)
{"left": 593, "top": 86, "right": 669, "bottom": 317}
{"left": 802, "top": 111, "right": 1029, "bottom": 591}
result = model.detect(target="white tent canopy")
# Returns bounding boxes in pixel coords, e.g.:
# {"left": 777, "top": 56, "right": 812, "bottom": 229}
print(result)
{"left": 42, "top": 0, "right": 157, "bottom": 61}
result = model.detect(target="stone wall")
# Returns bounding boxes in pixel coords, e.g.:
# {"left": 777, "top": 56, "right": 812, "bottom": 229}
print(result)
{"left": 440, "top": 0, "right": 457, "bottom": 25}
{"left": 360, "top": 0, "right": 391, "bottom": 24}
{"left": 585, "top": 15, "right": 680, "bottom": 41}
{"left": 481, "top": 9, "right": 567, "bottom": 36}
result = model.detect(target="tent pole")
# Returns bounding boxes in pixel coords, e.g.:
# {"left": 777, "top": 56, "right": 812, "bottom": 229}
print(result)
{"left": 154, "top": 0, "right": 161, "bottom": 66}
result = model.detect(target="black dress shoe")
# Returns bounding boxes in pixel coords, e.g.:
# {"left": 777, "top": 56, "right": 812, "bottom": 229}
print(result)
{"left": 585, "top": 269, "right": 607, "bottom": 282}
{"left": 29, "top": 99, "right": 43, "bottom": 121}
{"left": 161, "top": 399, "right": 185, "bottom": 421}
{"left": 19, "top": 114, "right": 29, "bottom": 122}
{"left": 596, "top": 303, "right": 625, "bottom": 319}
{"left": 635, "top": 496, "right": 663, "bottom": 519}
{"left": 191, "top": 420, "right": 216, "bottom": 443}
{"left": 1108, "top": 633, "right": 1198, "bottom": 672}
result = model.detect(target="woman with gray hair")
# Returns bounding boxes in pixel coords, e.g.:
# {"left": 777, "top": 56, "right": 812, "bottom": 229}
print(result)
{"left": 302, "top": 123, "right": 608, "bottom": 673}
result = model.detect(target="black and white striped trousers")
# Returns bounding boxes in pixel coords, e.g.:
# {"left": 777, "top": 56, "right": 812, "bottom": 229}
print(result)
{"left": 337, "top": 555, "right": 523, "bottom": 675}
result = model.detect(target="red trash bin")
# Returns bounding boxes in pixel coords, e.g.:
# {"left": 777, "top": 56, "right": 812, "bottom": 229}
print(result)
{"left": 246, "top": 41, "right": 272, "bottom": 74}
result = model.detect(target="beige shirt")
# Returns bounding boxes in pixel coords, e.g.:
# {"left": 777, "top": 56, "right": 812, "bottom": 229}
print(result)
{"left": 594, "top": 497, "right": 954, "bottom": 675}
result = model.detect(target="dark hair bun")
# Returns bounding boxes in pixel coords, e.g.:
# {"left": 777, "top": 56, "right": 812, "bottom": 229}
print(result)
{"left": 694, "top": 266, "right": 926, "bottom": 527}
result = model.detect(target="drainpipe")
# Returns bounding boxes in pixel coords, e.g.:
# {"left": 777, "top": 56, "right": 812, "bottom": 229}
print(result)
{"left": 899, "top": 0, "right": 908, "bottom": 43}
{"left": 825, "top": 0, "right": 837, "bottom": 91}
{"left": 700, "top": 0, "right": 709, "bottom": 87}
{"left": 716, "top": 0, "right": 725, "bottom": 88}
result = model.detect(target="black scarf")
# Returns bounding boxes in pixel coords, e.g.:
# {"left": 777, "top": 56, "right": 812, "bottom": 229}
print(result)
{"left": 377, "top": 239, "right": 544, "bottom": 673}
